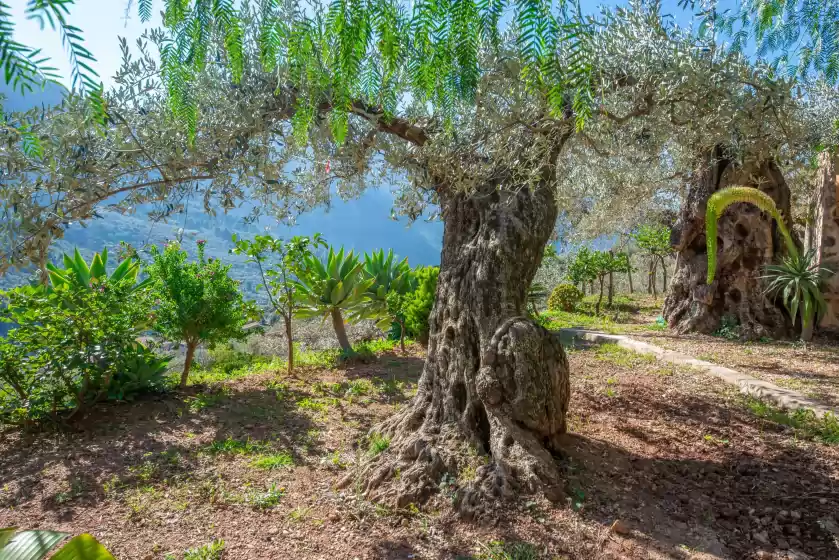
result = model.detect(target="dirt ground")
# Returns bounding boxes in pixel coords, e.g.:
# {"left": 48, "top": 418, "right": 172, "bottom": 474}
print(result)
{"left": 630, "top": 333, "right": 839, "bottom": 409}
{"left": 2, "top": 343, "right": 838, "bottom": 560}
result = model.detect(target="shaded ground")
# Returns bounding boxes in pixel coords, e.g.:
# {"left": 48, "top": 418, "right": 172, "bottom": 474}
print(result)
{"left": 2, "top": 343, "right": 838, "bottom": 559}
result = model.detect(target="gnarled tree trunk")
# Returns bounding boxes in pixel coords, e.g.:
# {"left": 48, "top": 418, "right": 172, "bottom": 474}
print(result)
{"left": 664, "top": 147, "right": 793, "bottom": 338}
{"left": 353, "top": 176, "right": 570, "bottom": 517}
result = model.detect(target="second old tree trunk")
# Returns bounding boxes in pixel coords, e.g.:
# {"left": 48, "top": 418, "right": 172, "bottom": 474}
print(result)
{"left": 355, "top": 176, "right": 570, "bottom": 517}
{"left": 664, "top": 147, "right": 793, "bottom": 338}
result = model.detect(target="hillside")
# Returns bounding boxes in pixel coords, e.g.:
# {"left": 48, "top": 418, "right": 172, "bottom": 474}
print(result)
{"left": 0, "top": 83, "right": 443, "bottom": 295}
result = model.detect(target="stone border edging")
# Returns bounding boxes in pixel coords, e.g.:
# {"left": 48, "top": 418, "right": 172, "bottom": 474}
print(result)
{"left": 559, "top": 328, "right": 837, "bottom": 419}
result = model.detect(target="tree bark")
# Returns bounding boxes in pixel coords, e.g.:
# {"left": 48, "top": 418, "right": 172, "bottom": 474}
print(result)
{"left": 330, "top": 308, "right": 352, "bottom": 353}
{"left": 398, "top": 317, "right": 407, "bottom": 354}
{"left": 284, "top": 314, "right": 294, "bottom": 375}
{"left": 664, "top": 147, "right": 793, "bottom": 339}
{"left": 353, "top": 176, "right": 570, "bottom": 516}
{"left": 607, "top": 256, "right": 614, "bottom": 308}
{"left": 628, "top": 264, "right": 634, "bottom": 293}
{"left": 659, "top": 255, "right": 668, "bottom": 293}
{"left": 647, "top": 260, "right": 653, "bottom": 294}
{"left": 181, "top": 340, "right": 197, "bottom": 389}
{"left": 650, "top": 259, "right": 658, "bottom": 301}
{"left": 596, "top": 276, "right": 605, "bottom": 315}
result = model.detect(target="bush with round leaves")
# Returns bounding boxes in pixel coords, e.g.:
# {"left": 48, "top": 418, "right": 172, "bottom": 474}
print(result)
{"left": 548, "top": 284, "right": 584, "bottom": 312}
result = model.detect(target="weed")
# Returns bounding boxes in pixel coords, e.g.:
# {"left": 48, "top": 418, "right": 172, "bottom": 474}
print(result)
{"left": 297, "top": 397, "right": 329, "bottom": 414}
{"left": 130, "top": 459, "right": 158, "bottom": 482}
{"left": 313, "top": 381, "right": 345, "bottom": 396}
{"left": 183, "top": 539, "right": 225, "bottom": 560}
{"left": 346, "top": 379, "right": 375, "bottom": 397}
{"left": 604, "top": 387, "right": 617, "bottom": 398}
{"left": 595, "top": 343, "right": 655, "bottom": 367}
{"left": 267, "top": 380, "right": 291, "bottom": 400}
{"left": 185, "top": 389, "right": 229, "bottom": 413}
{"left": 745, "top": 398, "right": 839, "bottom": 444}
{"left": 54, "top": 478, "right": 84, "bottom": 504}
{"left": 250, "top": 452, "right": 294, "bottom": 470}
{"left": 102, "top": 475, "right": 123, "bottom": 497}
{"left": 367, "top": 432, "right": 390, "bottom": 456}
{"left": 713, "top": 315, "right": 740, "bottom": 340}
{"left": 375, "top": 376, "right": 404, "bottom": 397}
{"left": 324, "top": 449, "right": 348, "bottom": 469}
{"left": 439, "top": 473, "right": 457, "bottom": 502}
{"left": 475, "top": 540, "right": 539, "bottom": 560}
{"left": 459, "top": 464, "right": 477, "bottom": 483}
{"left": 248, "top": 483, "right": 285, "bottom": 509}
{"left": 703, "top": 434, "right": 730, "bottom": 446}
{"left": 203, "top": 437, "right": 267, "bottom": 456}
{"left": 288, "top": 506, "right": 312, "bottom": 522}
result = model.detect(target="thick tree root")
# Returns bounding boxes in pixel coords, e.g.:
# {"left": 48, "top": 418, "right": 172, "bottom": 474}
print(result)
{"left": 341, "top": 319, "right": 569, "bottom": 519}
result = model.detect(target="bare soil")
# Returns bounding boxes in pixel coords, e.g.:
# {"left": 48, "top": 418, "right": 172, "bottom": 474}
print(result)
{"left": 2, "top": 343, "right": 838, "bottom": 560}
{"left": 631, "top": 332, "right": 839, "bottom": 409}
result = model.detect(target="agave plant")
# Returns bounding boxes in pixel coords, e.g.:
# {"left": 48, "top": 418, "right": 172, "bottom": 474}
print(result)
{"left": 763, "top": 250, "right": 831, "bottom": 342}
{"left": 705, "top": 186, "right": 833, "bottom": 341}
{"left": 45, "top": 247, "right": 149, "bottom": 292}
{"left": 0, "top": 527, "right": 115, "bottom": 559}
{"left": 357, "top": 249, "right": 416, "bottom": 352}
{"left": 292, "top": 247, "right": 374, "bottom": 352}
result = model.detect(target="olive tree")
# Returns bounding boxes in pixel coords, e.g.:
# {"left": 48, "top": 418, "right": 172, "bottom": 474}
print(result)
{"left": 0, "top": 3, "right": 813, "bottom": 512}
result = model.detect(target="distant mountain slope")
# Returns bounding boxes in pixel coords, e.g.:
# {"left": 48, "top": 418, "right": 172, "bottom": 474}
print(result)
{"left": 0, "top": 81, "right": 443, "bottom": 294}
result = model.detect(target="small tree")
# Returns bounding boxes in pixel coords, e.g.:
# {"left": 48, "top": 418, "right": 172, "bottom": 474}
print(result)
{"left": 589, "top": 251, "right": 631, "bottom": 315}
{"left": 292, "top": 246, "right": 374, "bottom": 353}
{"left": 358, "top": 249, "right": 417, "bottom": 353}
{"left": 633, "top": 224, "right": 672, "bottom": 300}
{"left": 148, "top": 240, "right": 257, "bottom": 388}
{"left": 231, "top": 233, "right": 325, "bottom": 374}
{"left": 567, "top": 248, "right": 599, "bottom": 296}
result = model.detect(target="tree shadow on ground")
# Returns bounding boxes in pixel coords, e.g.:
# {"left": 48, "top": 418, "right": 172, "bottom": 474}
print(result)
{"left": 0, "top": 382, "right": 320, "bottom": 515}
{"left": 561, "top": 383, "right": 839, "bottom": 559}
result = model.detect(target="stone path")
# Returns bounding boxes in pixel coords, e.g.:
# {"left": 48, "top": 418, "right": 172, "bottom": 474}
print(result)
{"left": 560, "top": 328, "right": 838, "bottom": 418}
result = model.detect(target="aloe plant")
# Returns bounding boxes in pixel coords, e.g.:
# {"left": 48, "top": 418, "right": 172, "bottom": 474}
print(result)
{"left": 292, "top": 247, "right": 374, "bottom": 352}
{"left": 705, "top": 186, "right": 832, "bottom": 341}
{"left": 0, "top": 527, "right": 115, "bottom": 559}
{"left": 45, "top": 247, "right": 149, "bottom": 292}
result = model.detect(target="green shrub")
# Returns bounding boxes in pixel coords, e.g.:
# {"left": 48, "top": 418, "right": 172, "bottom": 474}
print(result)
{"left": 0, "top": 251, "right": 166, "bottom": 423}
{"left": 147, "top": 240, "right": 259, "bottom": 388}
{"left": 401, "top": 266, "right": 439, "bottom": 344}
{"left": 547, "top": 283, "right": 584, "bottom": 312}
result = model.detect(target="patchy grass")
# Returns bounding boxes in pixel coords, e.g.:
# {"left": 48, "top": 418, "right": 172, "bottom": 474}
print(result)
{"left": 176, "top": 539, "right": 225, "bottom": 560}
{"left": 473, "top": 540, "right": 540, "bottom": 560}
{"left": 367, "top": 432, "right": 390, "bottom": 456}
{"left": 743, "top": 397, "right": 839, "bottom": 444}
{"left": 594, "top": 343, "right": 655, "bottom": 367}
{"left": 203, "top": 437, "right": 268, "bottom": 456}
{"left": 297, "top": 397, "right": 332, "bottom": 414}
{"left": 184, "top": 388, "right": 230, "bottom": 412}
{"left": 250, "top": 451, "right": 295, "bottom": 470}
{"left": 247, "top": 483, "right": 285, "bottom": 509}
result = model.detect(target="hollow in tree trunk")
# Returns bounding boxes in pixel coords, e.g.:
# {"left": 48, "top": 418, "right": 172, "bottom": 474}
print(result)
{"left": 330, "top": 308, "right": 352, "bottom": 353}
{"left": 664, "top": 146, "right": 793, "bottom": 338}
{"left": 350, "top": 176, "right": 570, "bottom": 517}
{"left": 181, "top": 340, "right": 198, "bottom": 389}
